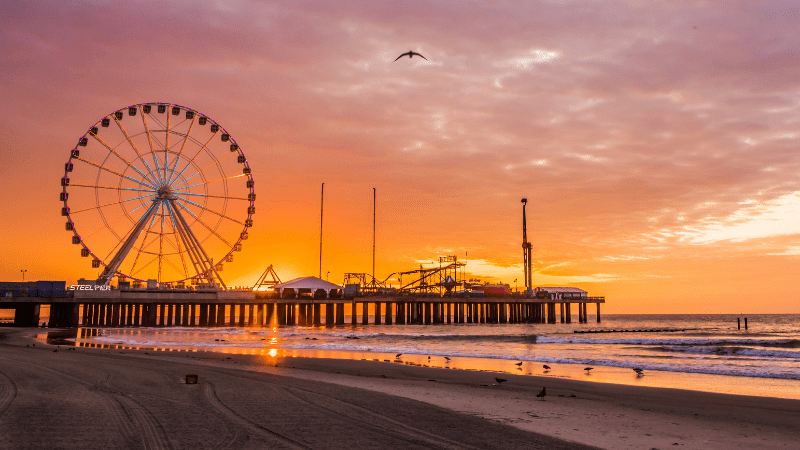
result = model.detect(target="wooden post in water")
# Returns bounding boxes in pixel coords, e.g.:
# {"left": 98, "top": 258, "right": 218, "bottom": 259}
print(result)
{"left": 737, "top": 317, "right": 741, "bottom": 329}
{"left": 596, "top": 303, "right": 601, "bottom": 323}
{"left": 313, "top": 303, "right": 321, "bottom": 327}
{"left": 362, "top": 302, "right": 369, "bottom": 325}
{"left": 745, "top": 317, "right": 748, "bottom": 330}
{"left": 336, "top": 303, "right": 344, "bottom": 325}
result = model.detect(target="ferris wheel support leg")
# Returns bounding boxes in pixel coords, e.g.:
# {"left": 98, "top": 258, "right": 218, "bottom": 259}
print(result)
{"left": 170, "top": 200, "right": 227, "bottom": 289}
{"left": 97, "top": 201, "right": 160, "bottom": 286}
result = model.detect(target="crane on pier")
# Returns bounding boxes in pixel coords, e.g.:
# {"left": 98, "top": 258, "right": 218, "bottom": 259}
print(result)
{"left": 521, "top": 199, "right": 533, "bottom": 295}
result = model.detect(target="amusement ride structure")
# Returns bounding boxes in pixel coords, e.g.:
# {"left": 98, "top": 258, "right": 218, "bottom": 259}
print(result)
{"left": 60, "top": 103, "right": 254, "bottom": 288}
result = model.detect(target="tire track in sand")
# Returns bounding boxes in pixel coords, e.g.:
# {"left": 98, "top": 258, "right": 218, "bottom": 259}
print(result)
{"left": 202, "top": 381, "right": 314, "bottom": 450}
{"left": 0, "top": 370, "right": 18, "bottom": 419}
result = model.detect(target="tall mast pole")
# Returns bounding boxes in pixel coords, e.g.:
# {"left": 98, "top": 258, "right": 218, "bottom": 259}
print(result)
{"left": 521, "top": 198, "right": 532, "bottom": 295}
{"left": 319, "top": 182, "right": 324, "bottom": 279}
{"left": 373, "top": 187, "right": 376, "bottom": 285}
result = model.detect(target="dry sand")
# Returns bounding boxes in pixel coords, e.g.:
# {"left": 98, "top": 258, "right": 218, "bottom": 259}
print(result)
{"left": 1, "top": 328, "right": 798, "bottom": 450}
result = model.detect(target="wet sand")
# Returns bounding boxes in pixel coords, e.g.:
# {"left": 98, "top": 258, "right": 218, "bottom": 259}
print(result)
{"left": 1, "top": 328, "right": 798, "bottom": 449}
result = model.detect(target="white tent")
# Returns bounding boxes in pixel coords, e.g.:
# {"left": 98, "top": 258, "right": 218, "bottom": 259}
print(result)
{"left": 273, "top": 276, "right": 342, "bottom": 298}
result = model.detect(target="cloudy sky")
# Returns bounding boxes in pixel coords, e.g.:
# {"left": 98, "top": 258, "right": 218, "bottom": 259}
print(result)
{"left": 1, "top": 0, "right": 799, "bottom": 313}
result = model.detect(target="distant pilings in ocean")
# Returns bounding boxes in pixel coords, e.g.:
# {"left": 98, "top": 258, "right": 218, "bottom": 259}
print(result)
{"left": 737, "top": 317, "right": 748, "bottom": 330}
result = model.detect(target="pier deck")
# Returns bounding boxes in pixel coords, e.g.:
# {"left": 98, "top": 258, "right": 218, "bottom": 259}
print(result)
{"left": 2, "top": 290, "right": 604, "bottom": 327}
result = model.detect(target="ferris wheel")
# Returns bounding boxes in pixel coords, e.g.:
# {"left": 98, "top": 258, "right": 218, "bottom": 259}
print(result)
{"left": 60, "top": 103, "right": 255, "bottom": 288}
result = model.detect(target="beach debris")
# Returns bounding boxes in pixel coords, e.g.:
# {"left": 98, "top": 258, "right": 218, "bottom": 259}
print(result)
{"left": 428, "top": 379, "right": 436, "bottom": 382}
{"left": 536, "top": 387, "right": 547, "bottom": 401}
{"left": 584, "top": 367, "right": 593, "bottom": 373}
{"left": 185, "top": 374, "right": 198, "bottom": 384}
{"left": 494, "top": 377, "right": 507, "bottom": 385}
{"left": 394, "top": 50, "right": 427, "bottom": 61}
{"left": 543, "top": 364, "right": 551, "bottom": 370}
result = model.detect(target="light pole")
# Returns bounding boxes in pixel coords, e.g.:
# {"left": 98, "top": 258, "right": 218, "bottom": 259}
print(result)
{"left": 326, "top": 271, "right": 330, "bottom": 281}
{"left": 21, "top": 269, "right": 27, "bottom": 282}
{"left": 514, "top": 278, "right": 518, "bottom": 293}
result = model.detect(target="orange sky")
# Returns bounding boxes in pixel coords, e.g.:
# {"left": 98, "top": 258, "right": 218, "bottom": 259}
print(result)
{"left": 1, "top": 1, "right": 799, "bottom": 313}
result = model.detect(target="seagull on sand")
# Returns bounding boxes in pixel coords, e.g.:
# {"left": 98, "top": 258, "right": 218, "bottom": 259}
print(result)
{"left": 396, "top": 353, "right": 402, "bottom": 358}
{"left": 495, "top": 377, "right": 507, "bottom": 385}
{"left": 444, "top": 356, "right": 451, "bottom": 361}
{"left": 515, "top": 361, "right": 523, "bottom": 366}
{"left": 543, "top": 364, "right": 551, "bottom": 370}
{"left": 394, "top": 50, "right": 428, "bottom": 61}
{"left": 584, "top": 367, "right": 593, "bottom": 373}
{"left": 536, "top": 387, "right": 547, "bottom": 401}
{"left": 633, "top": 368, "right": 644, "bottom": 376}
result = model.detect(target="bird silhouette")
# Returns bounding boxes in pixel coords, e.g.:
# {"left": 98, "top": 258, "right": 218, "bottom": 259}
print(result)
{"left": 428, "top": 355, "right": 431, "bottom": 360}
{"left": 396, "top": 353, "right": 402, "bottom": 358}
{"left": 536, "top": 387, "right": 547, "bottom": 401}
{"left": 515, "top": 361, "right": 523, "bottom": 366}
{"left": 543, "top": 364, "right": 551, "bottom": 370}
{"left": 394, "top": 51, "right": 427, "bottom": 62}
{"left": 633, "top": 368, "right": 644, "bottom": 376}
{"left": 444, "top": 356, "right": 451, "bottom": 361}
{"left": 584, "top": 367, "right": 593, "bottom": 373}
{"left": 495, "top": 377, "right": 507, "bottom": 385}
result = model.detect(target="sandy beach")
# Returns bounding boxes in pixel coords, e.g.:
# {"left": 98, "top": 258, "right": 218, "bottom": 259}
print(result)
{"left": 1, "top": 328, "right": 798, "bottom": 450}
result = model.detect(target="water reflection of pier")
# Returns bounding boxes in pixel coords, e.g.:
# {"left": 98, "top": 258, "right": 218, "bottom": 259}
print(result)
{"left": 32, "top": 290, "right": 603, "bottom": 328}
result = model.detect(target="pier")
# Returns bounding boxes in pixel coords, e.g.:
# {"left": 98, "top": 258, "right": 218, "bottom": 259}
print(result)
{"left": 2, "top": 289, "right": 604, "bottom": 328}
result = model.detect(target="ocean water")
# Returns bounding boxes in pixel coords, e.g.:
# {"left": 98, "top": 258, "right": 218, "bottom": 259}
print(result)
{"left": 74, "top": 314, "right": 800, "bottom": 399}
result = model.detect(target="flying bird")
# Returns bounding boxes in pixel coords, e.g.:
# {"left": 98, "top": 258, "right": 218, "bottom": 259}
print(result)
{"left": 543, "top": 365, "right": 551, "bottom": 370}
{"left": 394, "top": 51, "right": 428, "bottom": 62}
{"left": 536, "top": 387, "right": 547, "bottom": 401}
{"left": 495, "top": 377, "right": 507, "bottom": 385}
{"left": 584, "top": 367, "right": 593, "bottom": 373}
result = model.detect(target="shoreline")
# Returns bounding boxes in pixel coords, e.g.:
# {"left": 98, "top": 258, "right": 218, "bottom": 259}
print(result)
{"left": 72, "top": 328, "right": 800, "bottom": 401}
{"left": 4, "top": 327, "right": 799, "bottom": 449}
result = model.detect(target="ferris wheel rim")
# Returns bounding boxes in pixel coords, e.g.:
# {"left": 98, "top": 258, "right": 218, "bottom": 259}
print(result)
{"left": 61, "top": 102, "right": 255, "bottom": 285}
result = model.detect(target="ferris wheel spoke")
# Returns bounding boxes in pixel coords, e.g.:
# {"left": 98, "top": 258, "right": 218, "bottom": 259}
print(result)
{"left": 170, "top": 131, "right": 219, "bottom": 187}
{"left": 73, "top": 156, "right": 157, "bottom": 189}
{"left": 140, "top": 111, "right": 166, "bottom": 185}
{"left": 177, "top": 191, "right": 249, "bottom": 201}
{"left": 106, "top": 119, "right": 162, "bottom": 187}
{"left": 68, "top": 183, "right": 155, "bottom": 193}
{"left": 173, "top": 173, "right": 246, "bottom": 191}
{"left": 172, "top": 199, "right": 232, "bottom": 247}
{"left": 69, "top": 193, "right": 155, "bottom": 214}
{"left": 174, "top": 196, "right": 245, "bottom": 226}
{"left": 165, "top": 116, "right": 196, "bottom": 186}
{"left": 166, "top": 202, "right": 191, "bottom": 279}
{"left": 163, "top": 110, "right": 171, "bottom": 188}
{"left": 128, "top": 211, "right": 161, "bottom": 276}
{"left": 172, "top": 150, "right": 238, "bottom": 188}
